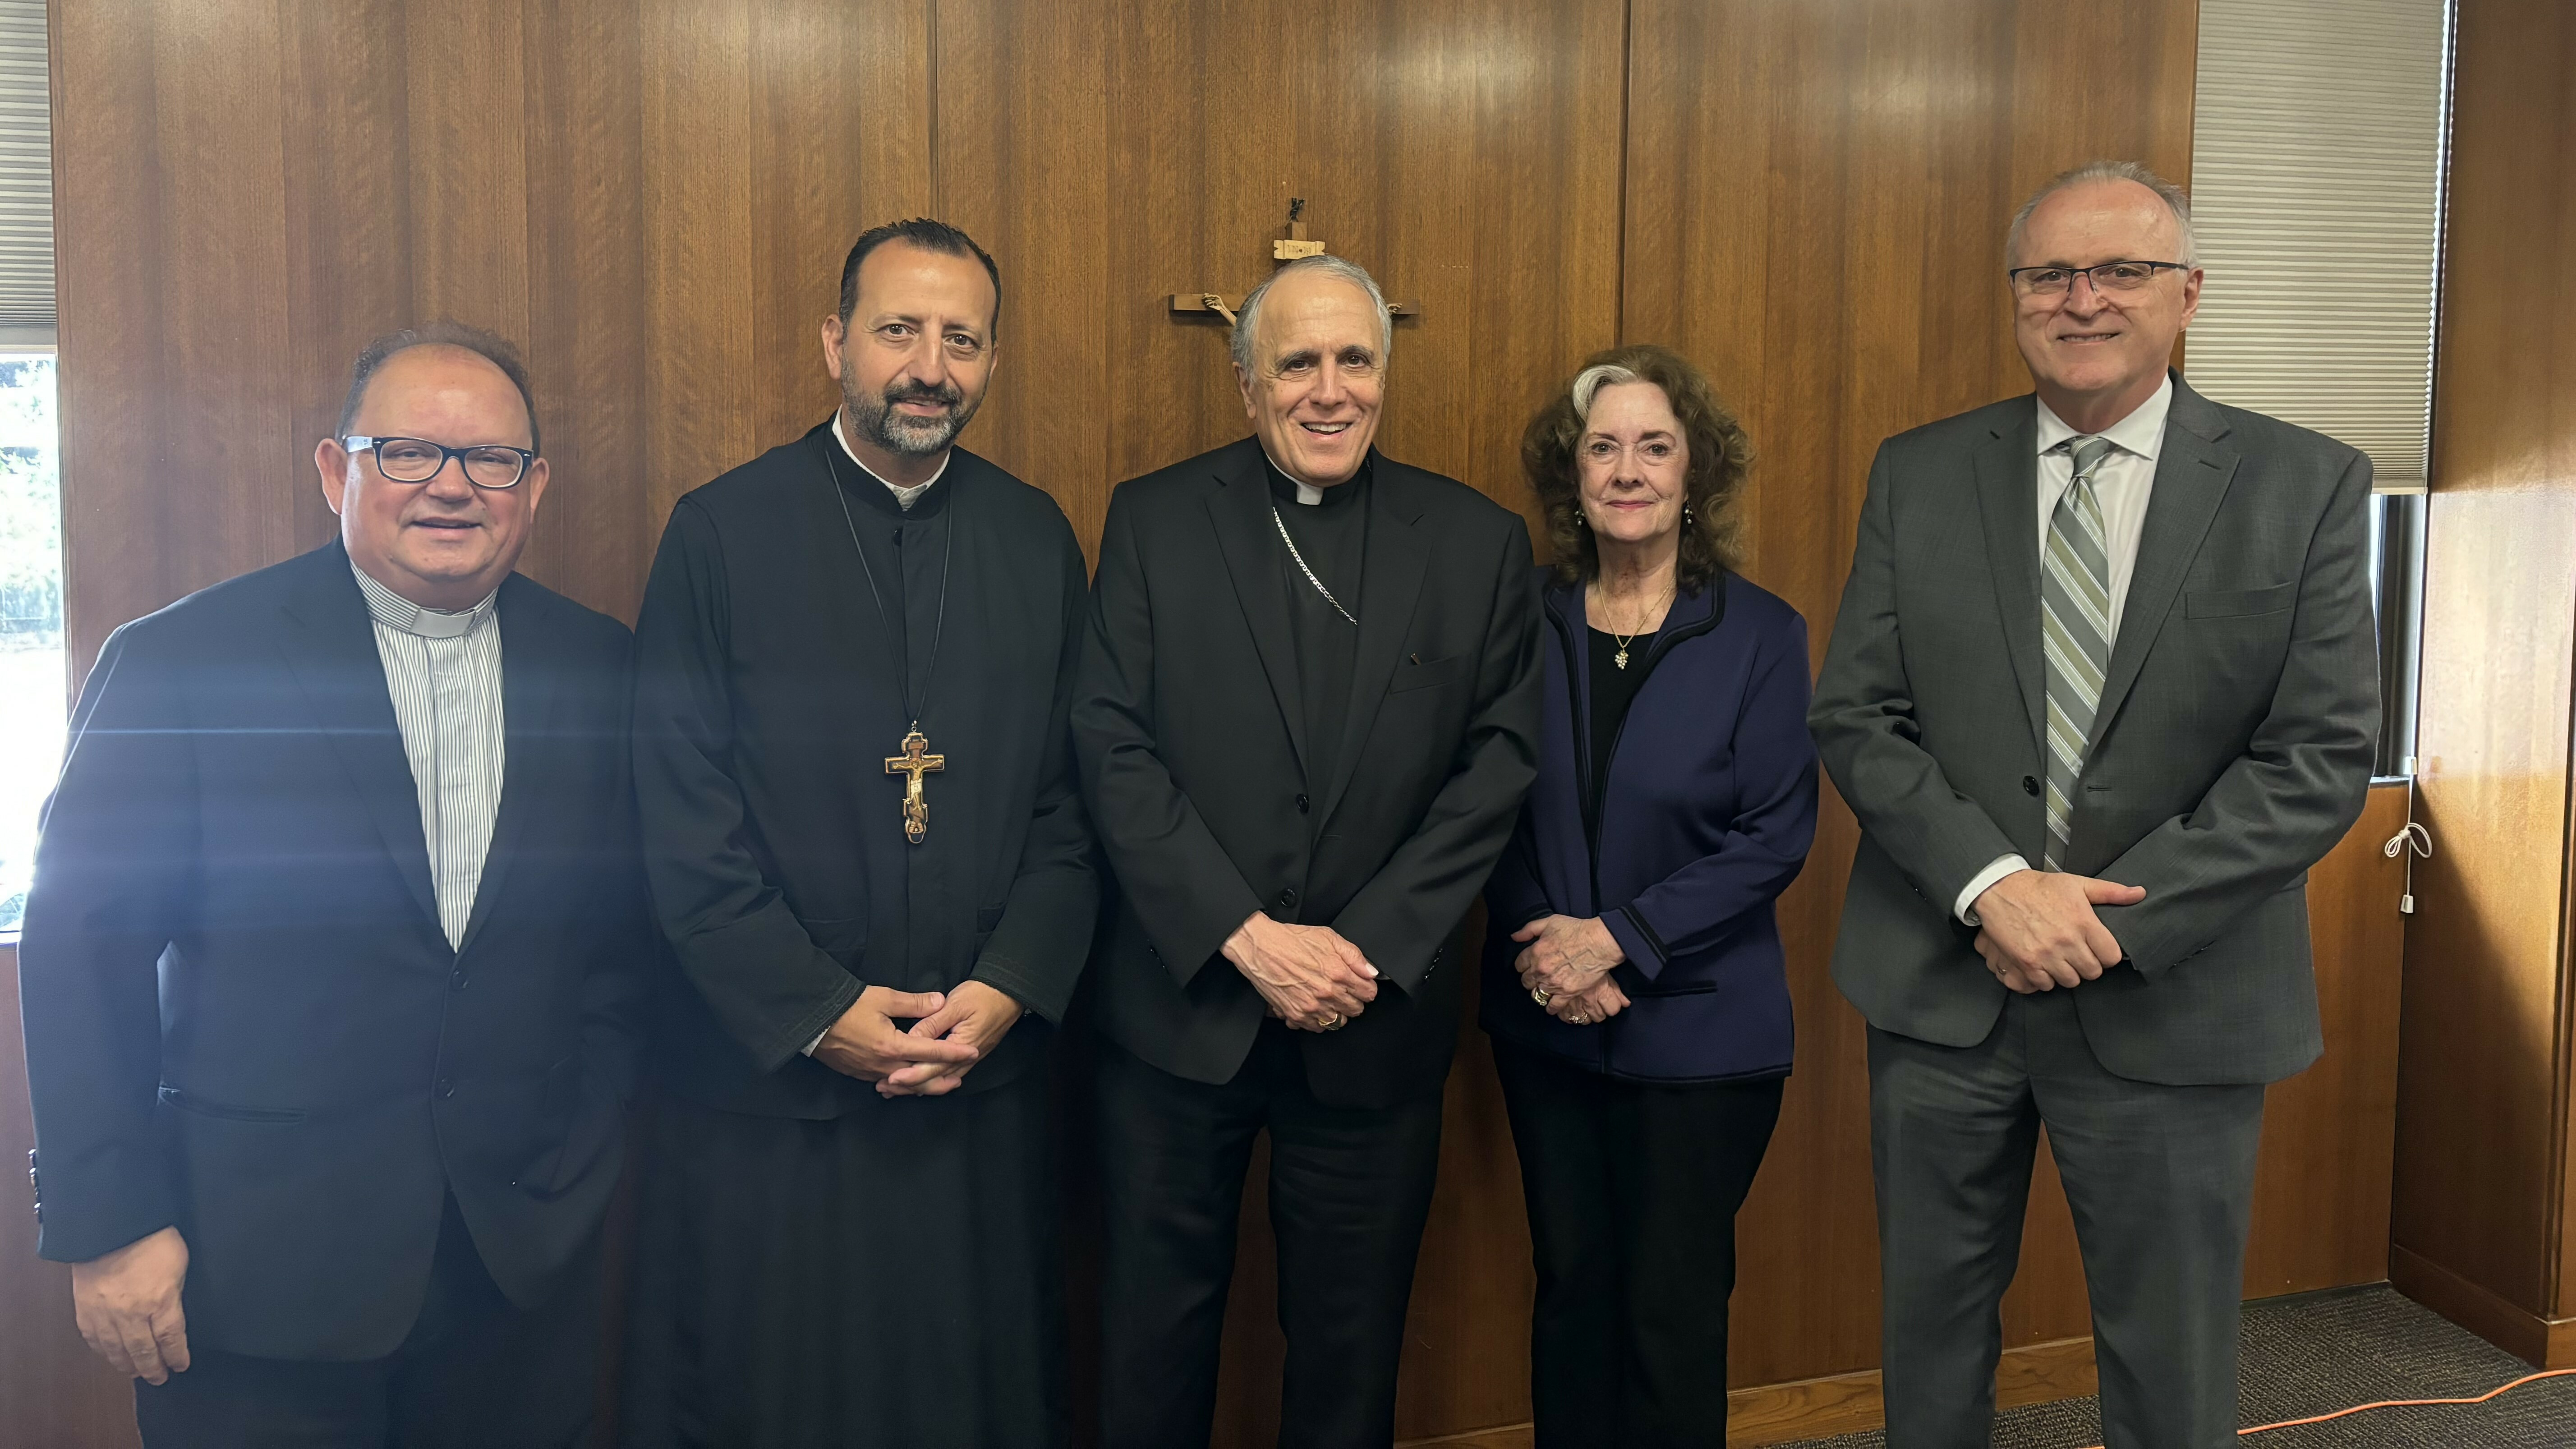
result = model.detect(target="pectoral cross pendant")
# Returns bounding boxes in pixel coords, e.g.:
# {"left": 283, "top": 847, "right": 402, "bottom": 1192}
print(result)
{"left": 883, "top": 728, "right": 946, "bottom": 844}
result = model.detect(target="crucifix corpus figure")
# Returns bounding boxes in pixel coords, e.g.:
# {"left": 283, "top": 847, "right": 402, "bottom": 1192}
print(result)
{"left": 885, "top": 727, "right": 946, "bottom": 842}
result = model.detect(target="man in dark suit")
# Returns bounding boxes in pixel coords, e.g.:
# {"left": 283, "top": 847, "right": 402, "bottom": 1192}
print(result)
{"left": 1074, "top": 254, "right": 1543, "bottom": 1447}
{"left": 18, "top": 323, "right": 646, "bottom": 1447}
{"left": 1809, "top": 162, "right": 2381, "bottom": 1448}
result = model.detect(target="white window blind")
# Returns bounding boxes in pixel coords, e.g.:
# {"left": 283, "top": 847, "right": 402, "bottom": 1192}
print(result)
{"left": 0, "top": 0, "right": 48, "bottom": 347}
{"left": 2187, "top": 0, "right": 2451, "bottom": 493}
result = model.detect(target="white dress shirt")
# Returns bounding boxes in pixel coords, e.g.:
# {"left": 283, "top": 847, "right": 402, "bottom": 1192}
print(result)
{"left": 352, "top": 563, "right": 506, "bottom": 950}
{"left": 1955, "top": 375, "right": 2174, "bottom": 923}
{"left": 833, "top": 410, "right": 949, "bottom": 510}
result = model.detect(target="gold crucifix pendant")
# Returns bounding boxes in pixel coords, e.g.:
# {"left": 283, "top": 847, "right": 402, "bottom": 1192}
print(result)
{"left": 883, "top": 728, "right": 946, "bottom": 844}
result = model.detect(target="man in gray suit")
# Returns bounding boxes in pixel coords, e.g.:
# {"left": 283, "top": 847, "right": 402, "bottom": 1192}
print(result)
{"left": 1810, "top": 160, "right": 2379, "bottom": 1448}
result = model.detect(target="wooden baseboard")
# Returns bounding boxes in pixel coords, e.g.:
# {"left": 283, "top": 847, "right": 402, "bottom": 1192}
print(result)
{"left": 2390, "top": 1243, "right": 2576, "bottom": 1368}
{"left": 1394, "top": 1335, "right": 2100, "bottom": 1449}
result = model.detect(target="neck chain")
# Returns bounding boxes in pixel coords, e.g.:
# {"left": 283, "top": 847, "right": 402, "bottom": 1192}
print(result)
{"left": 824, "top": 442, "right": 957, "bottom": 843}
{"left": 1272, "top": 505, "right": 1359, "bottom": 626}
{"left": 1596, "top": 578, "right": 1675, "bottom": 670}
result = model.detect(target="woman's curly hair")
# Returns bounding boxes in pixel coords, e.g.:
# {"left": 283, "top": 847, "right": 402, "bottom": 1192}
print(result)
{"left": 1521, "top": 344, "right": 1753, "bottom": 588}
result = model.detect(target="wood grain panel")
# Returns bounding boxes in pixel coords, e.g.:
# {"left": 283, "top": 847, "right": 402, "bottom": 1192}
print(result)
{"left": 2395, "top": 0, "right": 2576, "bottom": 1330}
{"left": 276, "top": 0, "right": 414, "bottom": 520}
{"left": 746, "top": 0, "right": 934, "bottom": 456}
{"left": 0, "top": 944, "right": 139, "bottom": 1449}
{"left": 55, "top": 0, "right": 307, "bottom": 687}
{"left": 2244, "top": 784, "right": 2408, "bottom": 1297}
{"left": 637, "top": 0, "right": 759, "bottom": 543}
{"left": 517, "top": 0, "right": 648, "bottom": 610}
{"left": 405, "top": 0, "right": 533, "bottom": 334}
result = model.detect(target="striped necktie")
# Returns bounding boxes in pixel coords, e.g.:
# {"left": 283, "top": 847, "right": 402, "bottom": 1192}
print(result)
{"left": 2039, "top": 436, "right": 2115, "bottom": 871}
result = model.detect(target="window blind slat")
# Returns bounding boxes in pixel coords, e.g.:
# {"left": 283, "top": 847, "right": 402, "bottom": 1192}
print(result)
{"left": 2188, "top": 0, "right": 2449, "bottom": 493}
{"left": 0, "top": 0, "right": 46, "bottom": 336}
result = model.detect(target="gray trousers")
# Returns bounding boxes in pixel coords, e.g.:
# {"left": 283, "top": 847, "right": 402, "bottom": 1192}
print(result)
{"left": 1868, "top": 989, "right": 2266, "bottom": 1449}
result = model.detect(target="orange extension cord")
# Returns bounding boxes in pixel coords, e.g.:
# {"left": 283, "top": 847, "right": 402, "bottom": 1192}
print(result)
{"left": 2075, "top": 1366, "right": 2576, "bottom": 1447}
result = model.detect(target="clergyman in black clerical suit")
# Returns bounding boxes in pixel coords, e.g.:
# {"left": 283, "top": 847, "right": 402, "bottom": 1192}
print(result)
{"left": 1073, "top": 254, "right": 1544, "bottom": 1446}
{"left": 18, "top": 324, "right": 648, "bottom": 1447}
{"left": 625, "top": 220, "right": 1097, "bottom": 1447}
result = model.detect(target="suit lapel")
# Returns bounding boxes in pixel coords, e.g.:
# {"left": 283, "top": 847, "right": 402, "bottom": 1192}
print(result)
{"left": 2093, "top": 379, "right": 2239, "bottom": 749}
{"left": 277, "top": 547, "right": 442, "bottom": 939}
{"left": 1973, "top": 404, "right": 2048, "bottom": 753}
{"left": 1205, "top": 443, "right": 1312, "bottom": 779}
{"left": 455, "top": 578, "right": 562, "bottom": 955}
{"left": 1316, "top": 461, "right": 1429, "bottom": 830}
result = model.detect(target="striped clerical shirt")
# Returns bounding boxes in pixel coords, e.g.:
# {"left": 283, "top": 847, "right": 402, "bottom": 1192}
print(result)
{"left": 351, "top": 562, "right": 506, "bottom": 949}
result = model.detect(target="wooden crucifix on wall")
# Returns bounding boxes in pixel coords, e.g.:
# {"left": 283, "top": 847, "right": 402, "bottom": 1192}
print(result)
{"left": 1168, "top": 199, "right": 1422, "bottom": 325}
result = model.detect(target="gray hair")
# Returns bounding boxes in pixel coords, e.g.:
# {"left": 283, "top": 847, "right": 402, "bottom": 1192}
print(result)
{"left": 2006, "top": 160, "right": 2199, "bottom": 269}
{"left": 1570, "top": 363, "right": 1639, "bottom": 418}
{"left": 1230, "top": 254, "right": 1394, "bottom": 375}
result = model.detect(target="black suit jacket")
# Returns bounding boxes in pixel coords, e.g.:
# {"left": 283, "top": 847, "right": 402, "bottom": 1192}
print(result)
{"left": 17, "top": 543, "right": 648, "bottom": 1360}
{"left": 1073, "top": 439, "right": 1543, "bottom": 1108}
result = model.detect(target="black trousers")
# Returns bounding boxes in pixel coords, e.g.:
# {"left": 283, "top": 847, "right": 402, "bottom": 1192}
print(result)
{"left": 134, "top": 1194, "right": 599, "bottom": 1449}
{"left": 1493, "top": 1044, "right": 1783, "bottom": 1449}
{"left": 1869, "top": 989, "right": 2268, "bottom": 1449}
{"left": 1095, "top": 1025, "right": 1446, "bottom": 1449}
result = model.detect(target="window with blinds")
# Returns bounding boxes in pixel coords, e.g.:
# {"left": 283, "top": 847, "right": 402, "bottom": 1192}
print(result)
{"left": 0, "top": 0, "right": 47, "bottom": 348}
{"left": 2187, "top": 0, "right": 2452, "bottom": 493}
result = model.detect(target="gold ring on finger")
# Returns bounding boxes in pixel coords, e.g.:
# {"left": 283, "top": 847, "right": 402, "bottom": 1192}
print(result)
{"left": 1531, "top": 986, "right": 1552, "bottom": 1007}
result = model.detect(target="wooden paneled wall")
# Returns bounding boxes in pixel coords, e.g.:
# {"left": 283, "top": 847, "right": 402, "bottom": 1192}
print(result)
{"left": 2392, "top": 0, "right": 2576, "bottom": 1368}
{"left": 22, "top": 0, "right": 2423, "bottom": 1445}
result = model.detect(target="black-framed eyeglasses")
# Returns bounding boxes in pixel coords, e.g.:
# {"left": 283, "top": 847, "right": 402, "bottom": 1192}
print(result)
{"left": 2006, "top": 260, "right": 2189, "bottom": 297}
{"left": 342, "top": 435, "right": 535, "bottom": 489}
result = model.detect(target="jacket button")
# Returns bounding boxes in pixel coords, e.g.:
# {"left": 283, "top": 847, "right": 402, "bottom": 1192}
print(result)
{"left": 2022, "top": 776, "right": 2041, "bottom": 797}
{"left": 1278, "top": 887, "right": 1299, "bottom": 909}
{"left": 1295, "top": 793, "right": 1310, "bottom": 814}
{"left": 436, "top": 1078, "right": 456, "bottom": 1100}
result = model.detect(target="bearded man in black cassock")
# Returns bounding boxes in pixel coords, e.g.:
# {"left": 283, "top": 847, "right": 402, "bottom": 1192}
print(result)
{"left": 623, "top": 219, "right": 1095, "bottom": 1448}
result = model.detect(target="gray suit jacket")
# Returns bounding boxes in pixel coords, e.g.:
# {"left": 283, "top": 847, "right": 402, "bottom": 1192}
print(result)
{"left": 1809, "top": 373, "right": 2380, "bottom": 1086}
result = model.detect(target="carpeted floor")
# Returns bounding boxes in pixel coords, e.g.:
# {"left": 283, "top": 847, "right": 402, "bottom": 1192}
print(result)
{"left": 1778, "top": 1284, "right": 2576, "bottom": 1448}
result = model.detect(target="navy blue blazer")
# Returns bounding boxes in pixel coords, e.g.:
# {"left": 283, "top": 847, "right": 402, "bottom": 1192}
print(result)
{"left": 1481, "top": 570, "right": 1819, "bottom": 1082}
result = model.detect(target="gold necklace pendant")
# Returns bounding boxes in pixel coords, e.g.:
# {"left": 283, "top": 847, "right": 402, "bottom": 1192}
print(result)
{"left": 1614, "top": 646, "right": 1630, "bottom": 669}
{"left": 883, "top": 727, "right": 946, "bottom": 844}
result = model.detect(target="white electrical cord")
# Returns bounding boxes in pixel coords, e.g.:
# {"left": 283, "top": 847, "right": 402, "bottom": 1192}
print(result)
{"left": 2383, "top": 820, "right": 2432, "bottom": 914}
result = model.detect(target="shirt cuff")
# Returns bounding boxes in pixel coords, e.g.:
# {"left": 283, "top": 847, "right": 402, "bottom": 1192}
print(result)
{"left": 801, "top": 1026, "right": 828, "bottom": 1056}
{"left": 1957, "top": 855, "right": 2032, "bottom": 925}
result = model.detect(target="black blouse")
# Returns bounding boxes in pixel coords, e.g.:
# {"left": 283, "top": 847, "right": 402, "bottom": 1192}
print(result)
{"left": 1584, "top": 623, "right": 1661, "bottom": 851}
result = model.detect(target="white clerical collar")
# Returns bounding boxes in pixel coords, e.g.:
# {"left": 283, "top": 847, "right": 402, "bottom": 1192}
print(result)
{"left": 834, "top": 410, "right": 949, "bottom": 511}
{"left": 350, "top": 558, "right": 497, "bottom": 640}
{"left": 2036, "top": 372, "right": 2172, "bottom": 462}
{"left": 1257, "top": 446, "right": 1328, "bottom": 505}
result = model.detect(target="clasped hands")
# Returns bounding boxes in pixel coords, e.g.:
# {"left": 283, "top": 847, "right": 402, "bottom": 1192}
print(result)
{"left": 1512, "top": 914, "right": 1628, "bottom": 1026}
{"left": 1969, "top": 868, "right": 2146, "bottom": 993}
{"left": 1225, "top": 913, "right": 1378, "bottom": 1031}
{"left": 813, "top": 980, "right": 1023, "bottom": 1098}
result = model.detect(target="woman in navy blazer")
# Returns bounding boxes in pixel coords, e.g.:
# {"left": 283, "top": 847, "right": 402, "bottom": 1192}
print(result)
{"left": 1483, "top": 345, "right": 1819, "bottom": 1448}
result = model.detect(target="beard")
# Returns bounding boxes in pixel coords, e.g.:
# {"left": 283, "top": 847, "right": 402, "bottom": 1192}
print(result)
{"left": 845, "top": 375, "right": 983, "bottom": 458}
